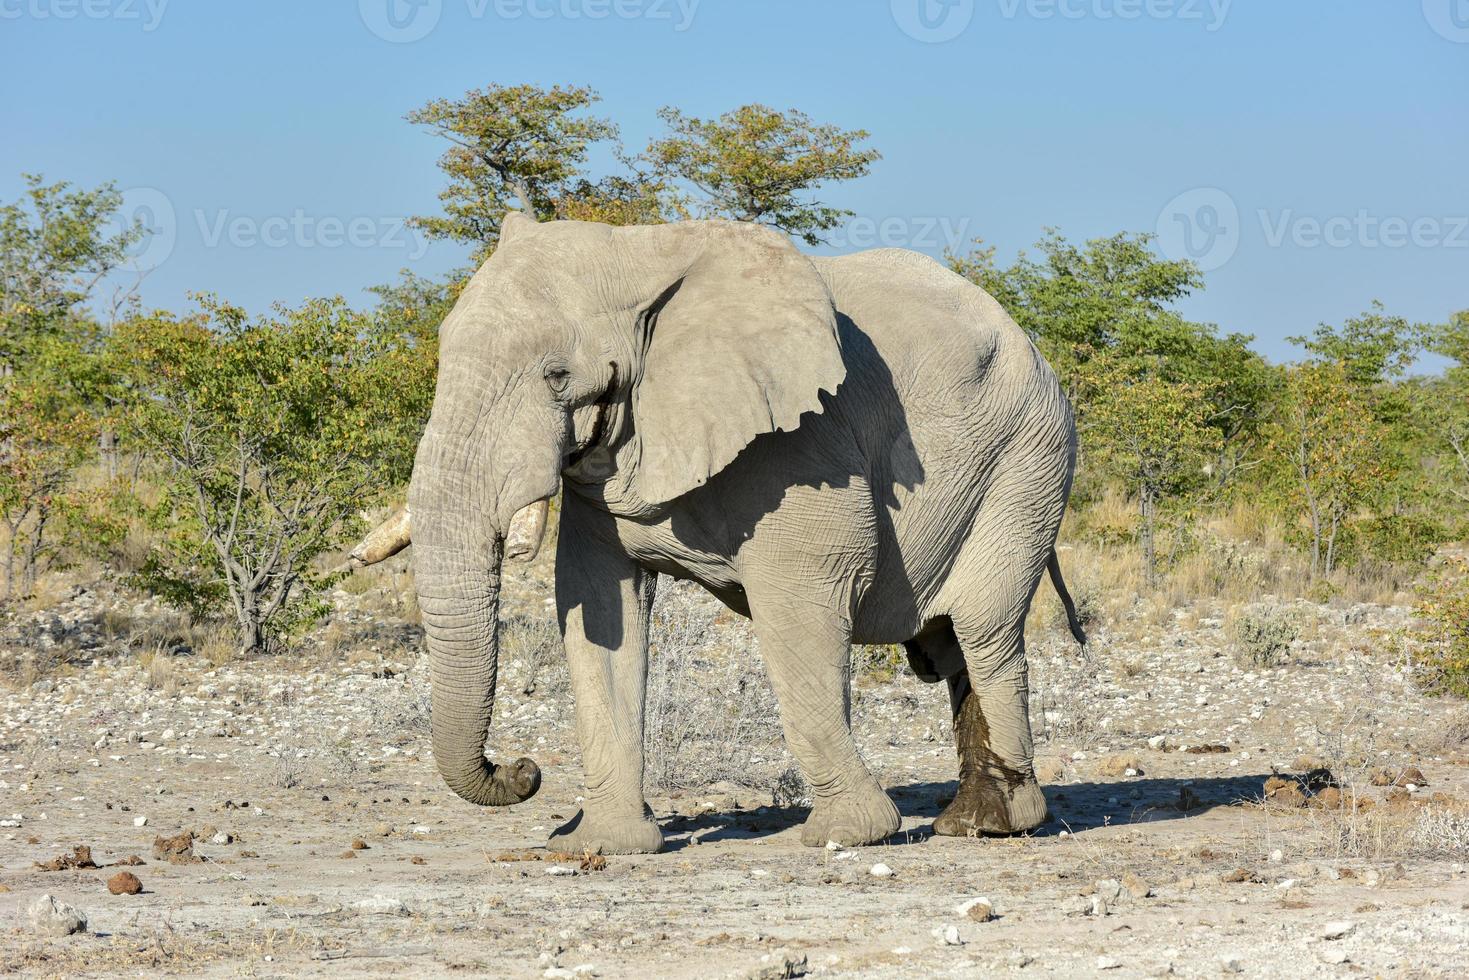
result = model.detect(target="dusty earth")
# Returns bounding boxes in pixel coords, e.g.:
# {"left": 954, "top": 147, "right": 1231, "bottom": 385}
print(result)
{"left": 3, "top": 548, "right": 1469, "bottom": 978}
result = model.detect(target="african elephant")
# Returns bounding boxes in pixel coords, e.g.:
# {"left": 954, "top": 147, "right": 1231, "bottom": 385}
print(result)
{"left": 374, "top": 212, "right": 1085, "bottom": 854}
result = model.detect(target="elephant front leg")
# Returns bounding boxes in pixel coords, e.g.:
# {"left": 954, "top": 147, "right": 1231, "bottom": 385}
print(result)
{"left": 548, "top": 498, "right": 663, "bottom": 855}
{"left": 751, "top": 601, "right": 901, "bottom": 848}
{"left": 934, "top": 626, "right": 1048, "bottom": 837}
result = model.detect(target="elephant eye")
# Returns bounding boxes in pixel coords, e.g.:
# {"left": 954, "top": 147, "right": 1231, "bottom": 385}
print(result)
{"left": 544, "top": 366, "right": 571, "bottom": 395}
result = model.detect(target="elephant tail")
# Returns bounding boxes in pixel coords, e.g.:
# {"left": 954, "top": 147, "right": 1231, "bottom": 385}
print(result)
{"left": 1046, "top": 549, "right": 1091, "bottom": 657}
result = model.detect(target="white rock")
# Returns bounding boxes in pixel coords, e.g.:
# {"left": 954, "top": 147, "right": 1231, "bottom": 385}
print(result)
{"left": 1321, "top": 921, "right": 1355, "bottom": 940}
{"left": 1318, "top": 948, "right": 1349, "bottom": 965}
{"left": 955, "top": 897, "right": 994, "bottom": 922}
{"left": 1148, "top": 735, "right": 1168, "bottom": 751}
{"left": 1269, "top": 848, "right": 1283, "bottom": 863}
{"left": 1096, "top": 956, "right": 1121, "bottom": 970}
{"left": 869, "top": 862, "right": 894, "bottom": 878}
{"left": 133, "top": 816, "right": 148, "bottom": 827}
{"left": 352, "top": 895, "right": 408, "bottom": 915}
{"left": 940, "top": 925, "right": 963, "bottom": 946}
{"left": 29, "top": 894, "right": 87, "bottom": 936}
{"left": 546, "top": 865, "right": 576, "bottom": 876}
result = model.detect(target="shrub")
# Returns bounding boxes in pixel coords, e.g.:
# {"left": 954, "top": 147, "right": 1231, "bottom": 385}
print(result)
{"left": 105, "top": 297, "right": 431, "bottom": 656}
{"left": 1413, "top": 556, "right": 1469, "bottom": 698}
{"left": 1229, "top": 604, "right": 1299, "bottom": 669}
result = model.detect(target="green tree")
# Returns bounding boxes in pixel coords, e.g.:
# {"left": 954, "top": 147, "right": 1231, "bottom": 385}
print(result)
{"left": 949, "top": 231, "right": 1201, "bottom": 400}
{"left": 107, "top": 298, "right": 427, "bottom": 655}
{"left": 0, "top": 174, "right": 142, "bottom": 599}
{"left": 1267, "top": 361, "right": 1392, "bottom": 579}
{"left": 0, "top": 173, "right": 143, "bottom": 371}
{"left": 950, "top": 230, "right": 1272, "bottom": 475}
{"left": 407, "top": 83, "right": 621, "bottom": 256}
{"left": 1082, "top": 356, "right": 1222, "bottom": 583}
{"left": 1417, "top": 309, "right": 1469, "bottom": 508}
{"left": 0, "top": 335, "right": 108, "bottom": 599}
{"left": 645, "top": 104, "right": 879, "bottom": 245}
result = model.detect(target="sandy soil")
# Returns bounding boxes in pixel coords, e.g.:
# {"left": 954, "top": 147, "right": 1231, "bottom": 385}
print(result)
{"left": 3, "top": 553, "right": 1469, "bottom": 978}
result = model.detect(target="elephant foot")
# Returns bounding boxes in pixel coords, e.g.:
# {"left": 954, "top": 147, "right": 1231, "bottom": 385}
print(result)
{"left": 800, "top": 782, "right": 901, "bottom": 848}
{"left": 548, "top": 808, "right": 664, "bottom": 855}
{"left": 933, "top": 772, "right": 1047, "bottom": 837}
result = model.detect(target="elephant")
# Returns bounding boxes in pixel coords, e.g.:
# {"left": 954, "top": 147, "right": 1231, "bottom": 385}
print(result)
{"left": 357, "top": 212, "right": 1087, "bottom": 854}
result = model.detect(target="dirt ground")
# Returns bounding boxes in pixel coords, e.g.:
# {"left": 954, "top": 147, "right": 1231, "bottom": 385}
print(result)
{"left": 3, "top": 550, "right": 1469, "bottom": 978}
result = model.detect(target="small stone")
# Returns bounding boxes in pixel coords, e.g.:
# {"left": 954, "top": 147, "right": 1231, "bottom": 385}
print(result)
{"left": 1220, "top": 954, "right": 1244, "bottom": 973}
{"left": 546, "top": 865, "right": 576, "bottom": 876}
{"left": 1147, "top": 735, "right": 1168, "bottom": 751}
{"left": 352, "top": 895, "right": 408, "bottom": 915}
{"left": 825, "top": 840, "right": 842, "bottom": 851}
{"left": 107, "top": 871, "right": 143, "bottom": 895}
{"left": 936, "top": 924, "right": 962, "bottom": 946}
{"left": 956, "top": 897, "right": 994, "bottom": 922}
{"left": 869, "top": 863, "right": 894, "bottom": 878}
{"left": 1318, "top": 948, "right": 1349, "bottom": 965}
{"left": 375, "top": 822, "right": 393, "bottom": 837}
{"left": 1095, "top": 878, "right": 1122, "bottom": 900}
{"left": 350, "top": 839, "right": 368, "bottom": 850}
{"left": 1096, "top": 955, "right": 1121, "bottom": 970}
{"left": 1321, "top": 921, "right": 1355, "bottom": 940}
{"left": 210, "top": 831, "right": 233, "bottom": 845}
{"left": 133, "top": 815, "right": 148, "bottom": 827}
{"left": 28, "top": 894, "right": 87, "bottom": 936}
{"left": 1269, "top": 849, "right": 1283, "bottom": 863}
{"left": 1121, "top": 871, "right": 1152, "bottom": 899}
{"left": 746, "top": 949, "right": 807, "bottom": 980}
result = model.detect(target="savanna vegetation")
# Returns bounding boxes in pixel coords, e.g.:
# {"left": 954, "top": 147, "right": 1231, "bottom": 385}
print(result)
{"left": 1, "top": 82, "right": 1464, "bottom": 693}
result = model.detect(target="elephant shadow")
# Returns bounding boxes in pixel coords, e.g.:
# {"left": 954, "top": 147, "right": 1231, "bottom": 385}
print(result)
{"left": 658, "top": 774, "right": 1265, "bottom": 849}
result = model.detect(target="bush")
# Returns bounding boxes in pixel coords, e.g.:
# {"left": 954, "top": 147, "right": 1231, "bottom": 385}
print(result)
{"left": 105, "top": 297, "right": 431, "bottom": 656}
{"left": 1413, "top": 556, "right": 1469, "bottom": 698}
{"left": 1229, "top": 604, "right": 1299, "bottom": 669}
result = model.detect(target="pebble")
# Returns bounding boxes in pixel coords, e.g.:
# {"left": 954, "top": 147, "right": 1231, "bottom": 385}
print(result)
{"left": 546, "top": 865, "right": 577, "bottom": 876}
{"left": 1269, "top": 849, "right": 1283, "bottom": 863}
{"left": 1321, "top": 921, "right": 1356, "bottom": 940}
{"left": 956, "top": 897, "right": 994, "bottom": 922}
{"left": 932, "top": 924, "right": 963, "bottom": 946}
{"left": 133, "top": 816, "right": 148, "bottom": 827}
{"left": 869, "top": 863, "right": 894, "bottom": 878}
{"left": 29, "top": 894, "right": 87, "bottom": 936}
{"left": 352, "top": 895, "right": 408, "bottom": 915}
{"left": 108, "top": 871, "right": 143, "bottom": 895}
{"left": 1096, "top": 955, "right": 1121, "bottom": 970}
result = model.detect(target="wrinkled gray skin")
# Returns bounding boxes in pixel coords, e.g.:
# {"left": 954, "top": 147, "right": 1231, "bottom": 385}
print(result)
{"left": 409, "top": 213, "right": 1075, "bottom": 853}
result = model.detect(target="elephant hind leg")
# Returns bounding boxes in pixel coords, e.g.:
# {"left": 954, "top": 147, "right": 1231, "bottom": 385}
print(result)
{"left": 933, "top": 649, "right": 1048, "bottom": 837}
{"left": 931, "top": 474, "right": 1060, "bottom": 837}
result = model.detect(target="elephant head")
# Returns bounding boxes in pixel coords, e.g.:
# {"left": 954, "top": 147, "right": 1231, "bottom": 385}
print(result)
{"left": 405, "top": 213, "right": 846, "bottom": 808}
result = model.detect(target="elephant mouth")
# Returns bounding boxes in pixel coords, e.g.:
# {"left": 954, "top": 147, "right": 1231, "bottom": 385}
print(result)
{"left": 566, "top": 367, "right": 616, "bottom": 469}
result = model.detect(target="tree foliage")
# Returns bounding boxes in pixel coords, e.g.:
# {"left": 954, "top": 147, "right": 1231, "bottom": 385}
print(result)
{"left": 645, "top": 104, "right": 879, "bottom": 245}
{"left": 407, "top": 83, "right": 622, "bottom": 256}
{"left": 106, "top": 298, "right": 431, "bottom": 653}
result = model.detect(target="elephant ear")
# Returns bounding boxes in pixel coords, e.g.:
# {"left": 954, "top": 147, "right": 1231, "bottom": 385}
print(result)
{"left": 630, "top": 222, "right": 846, "bottom": 506}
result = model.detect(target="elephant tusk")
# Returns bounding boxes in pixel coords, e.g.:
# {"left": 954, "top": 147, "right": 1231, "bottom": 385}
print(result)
{"left": 345, "top": 505, "right": 412, "bottom": 569}
{"left": 504, "top": 498, "right": 550, "bottom": 563}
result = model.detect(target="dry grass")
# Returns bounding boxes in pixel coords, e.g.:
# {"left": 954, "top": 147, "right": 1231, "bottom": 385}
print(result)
{"left": 642, "top": 581, "right": 785, "bottom": 794}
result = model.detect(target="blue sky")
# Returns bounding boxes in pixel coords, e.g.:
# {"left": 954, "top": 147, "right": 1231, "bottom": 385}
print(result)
{"left": 3, "top": 0, "right": 1465, "bottom": 363}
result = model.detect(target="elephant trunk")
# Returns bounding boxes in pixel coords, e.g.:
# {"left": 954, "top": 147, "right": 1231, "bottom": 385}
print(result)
{"left": 413, "top": 494, "right": 540, "bottom": 808}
